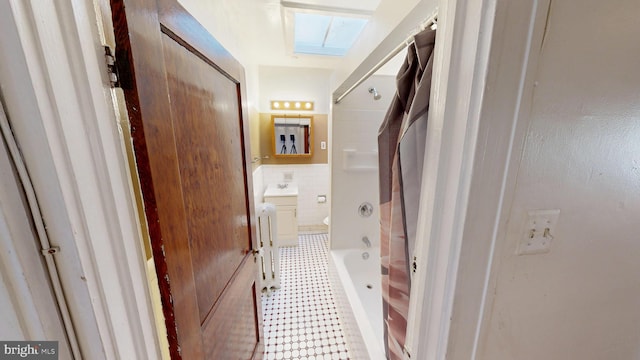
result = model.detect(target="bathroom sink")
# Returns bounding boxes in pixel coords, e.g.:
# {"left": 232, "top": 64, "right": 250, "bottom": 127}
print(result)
{"left": 264, "top": 183, "right": 298, "bottom": 197}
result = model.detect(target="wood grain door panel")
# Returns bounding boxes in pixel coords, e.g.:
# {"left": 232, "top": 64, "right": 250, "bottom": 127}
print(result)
{"left": 111, "top": 0, "right": 262, "bottom": 358}
{"left": 161, "top": 32, "right": 251, "bottom": 322}
{"left": 201, "top": 256, "right": 260, "bottom": 359}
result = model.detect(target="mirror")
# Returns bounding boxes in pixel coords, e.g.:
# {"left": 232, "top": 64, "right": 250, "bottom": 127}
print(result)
{"left": 272, "top": 115, "right": 312, "bottom": 157}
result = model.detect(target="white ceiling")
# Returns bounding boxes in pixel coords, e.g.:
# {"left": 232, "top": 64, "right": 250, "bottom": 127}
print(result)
{"left": 289, "top": 0, "right": 381, "bottom": 12}
{"left": 178, "top": 0, "right": 386, "bottom": 71}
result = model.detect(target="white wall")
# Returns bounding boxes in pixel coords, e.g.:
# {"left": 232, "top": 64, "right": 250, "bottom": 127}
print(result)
{"left": 259, "top": 66, "right": 333, "bottom": 114}
{"left": 176, "top": 0, "right": 250, "bottom": 67}
{"left": 254, "top": 164, "right": 330, "bottom": 231}
{"left": 330, "top": 75, "right": 395, "bottom": 250}
{"left": 252, "top": 166, "right": 265, "bottom": 214}
{"left": 177, "top": 0, "right": 261, "bottom": 139}
{"left": 478, "top": 0, "right": 640, "bottom": 358}
{"left": 0, "top": 270, "right": 22, "bottom": 340}
{"left": 256, "top": 66, "right": 332, "bottom": 231}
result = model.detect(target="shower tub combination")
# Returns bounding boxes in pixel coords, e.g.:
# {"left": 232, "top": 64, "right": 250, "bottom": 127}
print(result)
{"left": 329, "top": 246, "right": 385, "bottom": 359}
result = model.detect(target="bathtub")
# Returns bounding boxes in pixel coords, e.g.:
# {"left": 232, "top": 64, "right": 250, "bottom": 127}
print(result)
{"left": 329, "top": 248, "right": 385, "bottom": 360}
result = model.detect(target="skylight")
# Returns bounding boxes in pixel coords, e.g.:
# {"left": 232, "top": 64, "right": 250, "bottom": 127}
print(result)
{"left": 294, "top": 13, "right": 368, "bottom": 56}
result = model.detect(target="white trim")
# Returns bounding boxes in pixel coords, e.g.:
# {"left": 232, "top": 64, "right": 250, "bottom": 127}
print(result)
{"left": 0, "top": 91, "right": 81, "bottom": 359}
{"left": 405, "top": 0, "right": 552, "bottom": 359}
{"left": 404, "top": 0, "right": 497, "bottom": 358}
{"left": 467, "top": 1, "right": 551, "bottom": 357}
{"left": 0, "top": 104, "right": 77, "bottom": 357}
{"left": 0, "top": 0, "right": 161, "bottom": 358}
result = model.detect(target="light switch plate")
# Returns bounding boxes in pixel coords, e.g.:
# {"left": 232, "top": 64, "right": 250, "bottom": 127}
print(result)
{"left": 321, "top": 141, "right": 327, "bottom": 150}
{"left": 517, "top": 209, "right": 560, "bottom": 255}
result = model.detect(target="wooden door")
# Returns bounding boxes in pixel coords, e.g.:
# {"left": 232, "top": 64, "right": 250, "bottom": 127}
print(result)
{"left": 111, "top": 0, "right": 262, "bottom": 358}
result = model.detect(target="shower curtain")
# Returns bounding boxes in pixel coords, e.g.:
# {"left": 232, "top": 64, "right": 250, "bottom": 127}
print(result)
{"left": 378, "top": 27, "right": 436, "bottom": 360}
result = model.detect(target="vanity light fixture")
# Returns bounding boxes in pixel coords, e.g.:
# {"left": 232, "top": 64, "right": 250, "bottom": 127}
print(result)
{"left": 270, "top": 100, "right": 314, "bottom": 111}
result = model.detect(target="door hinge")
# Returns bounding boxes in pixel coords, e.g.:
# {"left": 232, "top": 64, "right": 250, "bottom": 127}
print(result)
{"left": 104, "top": 45, "right": 120, "bottom": 88}
{"left": 412, "top": 256, "right": 417, "bottom": 274}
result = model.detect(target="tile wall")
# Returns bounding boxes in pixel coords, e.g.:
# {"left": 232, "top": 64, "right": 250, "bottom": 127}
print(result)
{"left": 330, "top": 75, "right": 395, "bottom": 250}
{"left": 252, "top": 165, "right": 265, "bottom": 211}
{"left": 253, "top": 164, "right": 330, "bottom": 231}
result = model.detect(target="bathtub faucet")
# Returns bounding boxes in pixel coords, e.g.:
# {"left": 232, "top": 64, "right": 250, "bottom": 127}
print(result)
{"left": 362, "top": 236, "right": 371, "bottom": 248}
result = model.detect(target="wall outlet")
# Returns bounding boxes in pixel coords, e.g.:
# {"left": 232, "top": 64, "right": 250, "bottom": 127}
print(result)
{"left": 321, "top": 141, "right": 327, "bottom": 150}
{"left": 517, "top": 209, "right": 560, "bottom": 255}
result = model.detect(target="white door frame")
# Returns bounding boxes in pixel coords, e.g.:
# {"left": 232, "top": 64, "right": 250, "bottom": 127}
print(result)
{"left": 403, "top": 0, "right": 498, "bottom": 357}
{"left": 0, "top": 0, "right": 161, "bottom": 358}
{"left": 405, "top": 0, "right": 551, "bottom": 359}
{"left": 0, "top": 102, "right": 74, "bottom": 358}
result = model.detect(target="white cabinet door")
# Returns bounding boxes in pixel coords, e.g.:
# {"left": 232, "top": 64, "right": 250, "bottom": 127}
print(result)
{"left": 276, "top": 205, "right": 298, "bottom": 246}
{"left": 264, "top": 195, "right": 299, "bottom": 247}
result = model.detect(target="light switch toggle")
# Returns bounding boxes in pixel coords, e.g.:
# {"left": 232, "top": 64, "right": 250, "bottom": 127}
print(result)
{"left": 517, "top": 209, "right": 560, "bottom": 255}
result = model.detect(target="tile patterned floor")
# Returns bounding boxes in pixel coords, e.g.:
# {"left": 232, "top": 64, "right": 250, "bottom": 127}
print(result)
{"left": 262, "top": 233, "right": 351, "bottom": 360}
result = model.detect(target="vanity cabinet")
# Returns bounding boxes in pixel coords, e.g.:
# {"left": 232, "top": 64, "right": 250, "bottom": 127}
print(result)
{"left": 266, "top": 196, "right": 298, "bottom": 246}
{"left": 264, "top": 184, "right": 299, "bottom": 247}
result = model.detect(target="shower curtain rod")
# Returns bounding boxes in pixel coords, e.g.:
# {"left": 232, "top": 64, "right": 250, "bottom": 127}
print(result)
{"left": 333, "top": 11, "right": 437, "bottom": 104}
